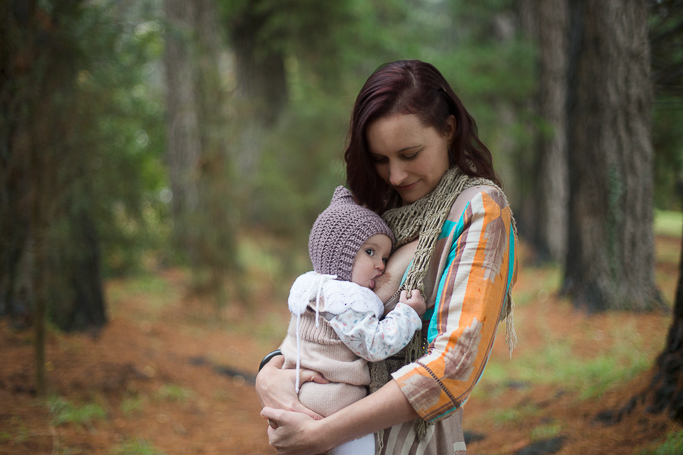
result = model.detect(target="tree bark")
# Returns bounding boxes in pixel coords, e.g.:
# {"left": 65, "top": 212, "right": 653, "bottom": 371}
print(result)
{"left": 228, "top": 0, "right": 288, "bottom": 179}
{"left": 531, "top": 0, "right": 569, "bottom": 264}
{"left": 563, "top": 0, "right": 660, "bottom": 311}
{"left": 163, "top": 0, "right": 239, "bottom": 305}
{"left": 163, "top": 0, "right": 202, "bottom": 261}
{"left": 611, "top": 197, "right": 683, "bottom": 423}
{"left": 646, "top": 221, "right": 683, "bottom": 420}
{"left": 0, "top": 0, "right": 107, "bottom": 336}
{"left": 230, "top": 0, "right": 287, "bottom": 127}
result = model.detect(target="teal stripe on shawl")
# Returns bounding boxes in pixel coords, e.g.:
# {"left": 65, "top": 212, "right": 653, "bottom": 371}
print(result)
{"left": 427, "top": 211, "right": 467, "bottom": 343}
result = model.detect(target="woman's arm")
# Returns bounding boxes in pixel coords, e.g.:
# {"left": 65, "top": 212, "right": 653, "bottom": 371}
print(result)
{"left": 262, "top": 380, "right": 417, "bottom": 455}
{"left": 391, "top": 187, "right": 516, "bottom": 422}
{"left": 255, "top": 355, "right": 328, "bottom": 420}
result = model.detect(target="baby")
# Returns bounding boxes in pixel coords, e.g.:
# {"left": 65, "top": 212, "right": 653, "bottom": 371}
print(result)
{"left": 280, "top": 186, "right": 425, "bottom": 455}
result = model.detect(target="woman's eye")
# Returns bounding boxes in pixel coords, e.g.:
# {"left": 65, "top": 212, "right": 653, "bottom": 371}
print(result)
{"left": 404, "top": 151, "right": 419, "bottom": 160}
{"left": 371, "top": 156, "right": 388, "bottom": 164}
{"left": 365, "top": 248, "right": 375, "bottom": 256}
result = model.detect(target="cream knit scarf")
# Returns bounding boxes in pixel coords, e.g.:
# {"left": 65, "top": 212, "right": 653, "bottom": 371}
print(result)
{"left": 374, "top": 166, "right": 518, "bottom": 444}
{"left": 383, "top": 166, "right": 517, "bottom": 353}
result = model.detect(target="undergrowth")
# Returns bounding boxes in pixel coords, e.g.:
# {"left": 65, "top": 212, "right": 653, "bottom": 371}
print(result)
{"left": 639, "top": 430, "right": 683, "bottom": 455}
{"left": 48, "top": 396, "right": 107, "bottom": 430}
{"left": 111, "top": 438, "right": 166, "bottom": 455}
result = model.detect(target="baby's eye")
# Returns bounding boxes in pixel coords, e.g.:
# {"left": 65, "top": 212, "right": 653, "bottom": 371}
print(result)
{"left": 365, "top": 248, "right": 375, "bottom": 256}
{"left": 382, "top": 257, "right": 388, "bottom": 265}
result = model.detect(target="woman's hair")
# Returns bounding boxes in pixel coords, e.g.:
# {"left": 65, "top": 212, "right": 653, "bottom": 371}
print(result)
{"left": 344, "top": 59, "right": 500, "bottom": 214}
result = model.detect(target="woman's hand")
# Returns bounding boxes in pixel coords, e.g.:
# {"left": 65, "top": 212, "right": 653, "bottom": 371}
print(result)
{"left": 255, "top": 355, "right": 329, "bottom": 420}
{"left": 261, "top": 407, "right": 331, "bottom": 455}
{"left": 262, "top": 380, "right": 418, "bottom": 455}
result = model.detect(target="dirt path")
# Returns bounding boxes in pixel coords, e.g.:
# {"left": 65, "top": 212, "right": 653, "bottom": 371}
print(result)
{"left": 1, "top": 269, "right": 277, "bottom": 454}
{"left": 1, "top": 239, "right": 682, "bottom": 454}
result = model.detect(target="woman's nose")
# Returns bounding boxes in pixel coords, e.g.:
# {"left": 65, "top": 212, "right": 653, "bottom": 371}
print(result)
{"left": 388, "top": 161, "right": 408, "bottom": 186}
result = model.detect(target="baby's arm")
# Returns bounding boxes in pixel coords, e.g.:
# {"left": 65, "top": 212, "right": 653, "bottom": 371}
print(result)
{"left": 374, "top": 240, "right": 418, "bottom": 304}
{"left": 399, "top": 289, "right": 426, "bottom": 317}
{"left": 325, "top": 299, "right": 421, "bottom": 362}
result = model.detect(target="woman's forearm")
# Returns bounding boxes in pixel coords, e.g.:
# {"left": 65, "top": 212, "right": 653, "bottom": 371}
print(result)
{"left": 319, "top": 380, "right": 418, "bottom": 449}
{"left": 263, "top": 379, "right": 419, "bottom": 454}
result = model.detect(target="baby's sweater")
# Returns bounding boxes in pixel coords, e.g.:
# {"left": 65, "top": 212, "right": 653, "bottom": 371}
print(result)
{"left": 281, "top": 272, "right": 421, "bottom": 389}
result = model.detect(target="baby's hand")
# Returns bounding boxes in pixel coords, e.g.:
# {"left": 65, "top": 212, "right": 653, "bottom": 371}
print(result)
{"left": 400, "top": 290, "right": 426, "bottom": 317}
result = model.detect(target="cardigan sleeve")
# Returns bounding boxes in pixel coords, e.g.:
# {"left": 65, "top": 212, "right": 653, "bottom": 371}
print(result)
{"left": 391, "top": 188, "right": 517, "bottom": 423}
{"left": 325, "top": 302, "right": 422, "bottom": 362}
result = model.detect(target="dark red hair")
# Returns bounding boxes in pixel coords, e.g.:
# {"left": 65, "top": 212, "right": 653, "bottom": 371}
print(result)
{"left": 344, "top": 60, "right": 500, "bottom": 214}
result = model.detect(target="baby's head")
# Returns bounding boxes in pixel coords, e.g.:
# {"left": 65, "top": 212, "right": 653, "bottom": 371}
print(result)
{"left": 309, "top": 186, "right": 394, "bottom": 290}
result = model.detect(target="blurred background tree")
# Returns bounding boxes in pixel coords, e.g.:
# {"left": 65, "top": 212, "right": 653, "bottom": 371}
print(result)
{"left": 562, "top": 0, "right": 660, "bottom": 311}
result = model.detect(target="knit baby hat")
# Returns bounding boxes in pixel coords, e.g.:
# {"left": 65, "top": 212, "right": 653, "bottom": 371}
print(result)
{"left": 308, "top": 186, "right": 395, "bottom": 281}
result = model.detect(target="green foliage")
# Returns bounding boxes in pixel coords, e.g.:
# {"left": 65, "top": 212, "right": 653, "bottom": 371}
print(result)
{"left": 477, "top": 318, "right": 655, "bottom": 402}
{"left": 154, "top": 384, "right": 194, "bottom": 402}
{"left": 120, "top": 395, "right": 145, "bottom": 417}
{"left": 226, "top": 0, "right": 535, "bottom": 246}
{"left": 108, "top": 273, "right": 178, "bottom": 309}
{"left": 48, "top": 396, "right": 107, "bottom": 429}
{"left": 70, "top": 2, "right": 168, "bottom": 277}
{"left": 649, "top": 1, "right": 683, "bottom": 210}
{"left": 530, "top": 422, "right": 562, "bottom": 441}
{"left": 487, "top": 402, "right": 540, "bottom": 424}
{"left": 111, "top": 439, "right": 166, "bottom": 455}
{"left": 247, "top": 90, "right": 348, "bottom": 242}
{"left": 655, "top": 210, "right": 683, "bottom": 237}
{"left": 2, "top": 417, "right": 31, "bottom": 444}
{"left": 640, "top": 430, "right": 683, "bottom": 455}
{"left": 653, "top": 98, "right": 683, "bottom": 211}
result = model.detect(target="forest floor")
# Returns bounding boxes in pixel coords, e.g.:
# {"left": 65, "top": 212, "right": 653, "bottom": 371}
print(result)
{"left": 1, "top": 234, "right": 682, "bottom": 455}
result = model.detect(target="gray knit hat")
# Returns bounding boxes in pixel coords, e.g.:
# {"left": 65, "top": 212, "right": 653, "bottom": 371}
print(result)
{"left": 309, "top": 186, "right": 395, "bottom": 281}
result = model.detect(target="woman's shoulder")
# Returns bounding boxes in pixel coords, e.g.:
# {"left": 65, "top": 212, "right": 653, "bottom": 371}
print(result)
{"left": 447, "top": 184, "right": 509, "bottom": 222}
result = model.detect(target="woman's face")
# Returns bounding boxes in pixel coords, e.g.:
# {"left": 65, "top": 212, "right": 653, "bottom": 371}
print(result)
{"left": 366, "top": 114, "right": 454, "bottom": 205}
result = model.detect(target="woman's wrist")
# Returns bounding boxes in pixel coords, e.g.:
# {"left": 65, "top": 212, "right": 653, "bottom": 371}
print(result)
{"left": 259, "top": 349, "right": 283, "bottom": 372}
{"left": 309, "top": 415, "right": 338, "bottom": 454}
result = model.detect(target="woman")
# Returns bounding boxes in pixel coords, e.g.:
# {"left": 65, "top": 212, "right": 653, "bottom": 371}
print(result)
{"left": 257, "top": 59, "right": 517, "bottom": 455}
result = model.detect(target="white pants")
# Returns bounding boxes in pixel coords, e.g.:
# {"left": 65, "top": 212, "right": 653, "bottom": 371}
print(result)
{"left": 330, "top": 434, "right": 375, "bottom": 455}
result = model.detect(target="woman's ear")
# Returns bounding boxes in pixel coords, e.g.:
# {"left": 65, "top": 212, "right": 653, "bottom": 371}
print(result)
{"left": 444, "top": 115, "right": 456, "bottom": 141}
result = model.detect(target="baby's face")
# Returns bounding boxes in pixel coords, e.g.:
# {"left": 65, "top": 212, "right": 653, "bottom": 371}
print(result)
{"left": 350, "top": 234, "right": 392, "bottom": 290}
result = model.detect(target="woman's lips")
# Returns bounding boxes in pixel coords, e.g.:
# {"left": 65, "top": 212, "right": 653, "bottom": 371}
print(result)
{"left": 395, "top": 181, "right": 419, "bottom": 191}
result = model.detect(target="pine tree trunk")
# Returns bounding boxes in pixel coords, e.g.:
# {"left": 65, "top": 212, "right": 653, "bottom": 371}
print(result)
{"left": 563, "top": 0, "right": 660, "bottom": 311}
{"left": 532, "top": 0, "right": 569, "bottom": 264}
{"left": 646, "top": 227, "right": 683, "bottom": 419}
{"left": 614, "top": 199, "right": 683, "bottom": 422}
{"left": 1, "top": 0, "right": 107, "bottom": 333}
{"left": 230, "top": 0, "right": 287, "bottom": 128}
{"left": 163, "top": 0, "right": 239, "bottom": 305}
{"left": 163, "top": 0, "right": 202, "bottom": 261}
{"left": 229, "top": 0, "right": 287, "bottom": 178}
{"left": 46, "top": 209, "right": 107, "bottom": 331}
